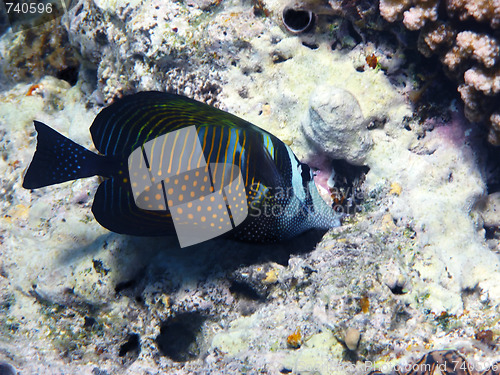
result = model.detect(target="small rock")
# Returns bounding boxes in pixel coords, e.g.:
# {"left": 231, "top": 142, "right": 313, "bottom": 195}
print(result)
{"left": 344, "top": 327, "right": 361, "bottom": 351}
{"left": 302, "top": 86, "right": 372, "bottom": 165}
{"left": 480, "top": 192, "right": 500, "bottom": 227}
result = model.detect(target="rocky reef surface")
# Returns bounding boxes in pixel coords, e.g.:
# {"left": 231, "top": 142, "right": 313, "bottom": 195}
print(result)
{"left": 0, "top": 0, "right": 499, "bottom": 374}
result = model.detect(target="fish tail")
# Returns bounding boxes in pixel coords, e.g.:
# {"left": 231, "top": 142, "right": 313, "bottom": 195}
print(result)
{"left": 23, "top": 121, "right": 106, "bottom": 189}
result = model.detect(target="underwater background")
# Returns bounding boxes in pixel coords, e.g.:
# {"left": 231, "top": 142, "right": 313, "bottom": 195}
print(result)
{"left": 0, "top": 0, "right": 499, "bottom": 373}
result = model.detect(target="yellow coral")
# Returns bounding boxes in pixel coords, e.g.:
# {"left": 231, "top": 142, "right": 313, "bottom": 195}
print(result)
{"left": 262, "top": 269, "right": 278, "bottom": 284}
{"left": 287, "top": 328, "right": 302, "bottom": 349}
{"left": 390, "top": 182, "right": 402, "bottom": 195}
{"left": 360, "top": 295, "right": 369, "bottom": 313}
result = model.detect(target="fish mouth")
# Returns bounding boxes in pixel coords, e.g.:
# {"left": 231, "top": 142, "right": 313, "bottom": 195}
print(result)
{"left": 305, "top": 156, "right": 370, "bottom": 219}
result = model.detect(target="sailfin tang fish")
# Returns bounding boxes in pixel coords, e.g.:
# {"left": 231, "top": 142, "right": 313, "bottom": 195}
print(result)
{"left": 23, "top": 92, "right": 341, "bottom": 245}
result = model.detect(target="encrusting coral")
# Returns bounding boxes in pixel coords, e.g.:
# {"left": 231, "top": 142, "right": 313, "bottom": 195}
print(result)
{"left": 379, "top": 0, "right": 500, "bottom": 144}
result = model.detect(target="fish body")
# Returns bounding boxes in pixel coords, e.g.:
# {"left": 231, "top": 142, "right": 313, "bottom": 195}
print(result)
{"left": 23, "top": 92, "right": 341, "bottom": 246}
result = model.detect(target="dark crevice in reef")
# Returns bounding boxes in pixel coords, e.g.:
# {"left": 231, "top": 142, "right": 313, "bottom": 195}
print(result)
{"left": 484, "top": 142, "right": 500, "bottom": 195}
{"left": 481, "top": 142, "right": 500, "bottom": 243}
{"left": 114, "top": 268, "right": 147, "bottom": 296}
{"left": 330, "top": 159, "right": 369, "bottom": 215}
{"left": 388, "top": 283, "right": 406, "bottom": 295}
{"left": 118, "top": 333, "right": 141, "bottom": 358}
{"left": 156, "top": 313, "right": 206, "bottom": 362}
{"left": 412, "top": 61, "right": 460, "bottom": 123}
{"left": 229, "top": 280, "right": 264, "bottom": 301}
{"left": 115, "top": 279, "right": 137, "bottom": 294}
{"left": 485, "top": 226, "right": 499, "bottom": 241}
{"left": 331, "top": 160, "right": 369, "bottom": 189}
{"left": 56, "top": 66, "right": 80, "bottom": 86}
{"left": 84, "top": 316, "right": 97, "bottom": 329}
{"left": 302, "top": 41, "right": 318, "bottom": 50}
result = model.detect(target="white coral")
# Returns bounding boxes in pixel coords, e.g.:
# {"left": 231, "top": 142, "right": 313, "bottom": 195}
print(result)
{"left": 403, "top": 0, "right": 439, "bottom": 30}
{"left": 491, "top": 112, "right": 500, "bottom": 130}
{"left": 421, "top": 23, "right": 455, "bottom": 54}
{"left": 442, "top": 32, "right": 499, "bottom": 71}
{"left": 489, "top": 112, "right": 500, "bottom": 143}
{"left": 455, "top": 31, "right": 499, "bottom": 68}
{"left": 457, "top": 84, "right": 482, "bottom": 121}
{"left": 447, "top": 0, "right": 500, "bottom": 28}
{"left": 379, "top": 0, "right": 412, "bottom": 22}
{"left": 464, "top": 67, "right": 500, "bottom": 95}
{"left": 442, "top": 45, "right": 463, "bottom": 70}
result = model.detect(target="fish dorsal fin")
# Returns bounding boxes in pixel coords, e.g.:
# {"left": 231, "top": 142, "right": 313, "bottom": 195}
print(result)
{"left": 90, "top": 92, "right": 257, "bottom": 157}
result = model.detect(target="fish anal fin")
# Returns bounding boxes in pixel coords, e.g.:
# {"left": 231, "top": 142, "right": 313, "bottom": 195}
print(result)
{"left": 92, "top": 178, "right": 176, "bottom": 236}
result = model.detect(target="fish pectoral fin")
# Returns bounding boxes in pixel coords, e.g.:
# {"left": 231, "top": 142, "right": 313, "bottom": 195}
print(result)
{"left": 92, "top": 178, "right": 176, "bottom": 236}
{"left": 250, "top": 145, "right": 284, "bottom": 189}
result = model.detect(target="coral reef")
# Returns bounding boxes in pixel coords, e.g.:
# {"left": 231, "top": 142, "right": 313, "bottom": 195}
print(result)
{"left": 379, "top": 0, "right": 500, "bottom": 144}
{"left": 0, "top": 20, "right": 80, "bottom": 86}
{"left": 478, "top": 192, "right": 500, "bottom": 227}
{"left": 1, "top": 0, "right": 500, "bottom": 373}
{"left": 63, "top": 0, "right": 263, "bottom": 104}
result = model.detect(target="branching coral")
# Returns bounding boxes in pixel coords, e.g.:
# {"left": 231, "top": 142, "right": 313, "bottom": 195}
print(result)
{"left": 379, "top": 0, "right": 500, "bottom": 144}
{"left": 447, "top": 0, "right": 500, "bottom": 28}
